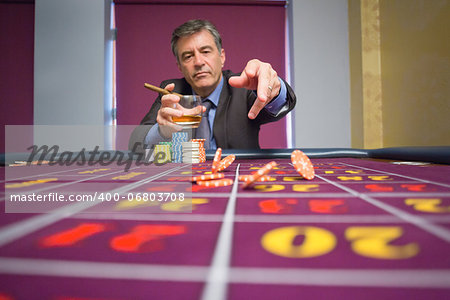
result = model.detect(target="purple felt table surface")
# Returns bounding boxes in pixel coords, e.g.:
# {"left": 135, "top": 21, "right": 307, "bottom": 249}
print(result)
{"left": 1, "top": 157, "right": 449, "bottom": 299}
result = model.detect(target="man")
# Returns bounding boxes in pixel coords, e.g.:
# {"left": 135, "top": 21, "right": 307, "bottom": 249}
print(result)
{"left": 129, "top": 19, "right": 296, "bottom": 152}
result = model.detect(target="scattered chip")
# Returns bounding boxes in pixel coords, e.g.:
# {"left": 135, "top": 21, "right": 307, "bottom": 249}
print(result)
{"left": 242, "top": 161, "right": 277, "bottom": 188}
{"left": 196, "top": 178, "right": 234, "bottom": 187}
{"left": 211, "top": 148, "right": 222, "bottom": 173}
{"left": 238, "top": 174, "right": 275, "bottom": 182}
{"left": 192, "top": 173, "right": 225, "bottom": 182}
{"left": 216, "top": 155, "right": 236, "bottom": 172}
{"left": 291, "top": 150, "right": 315, "bottom": 180}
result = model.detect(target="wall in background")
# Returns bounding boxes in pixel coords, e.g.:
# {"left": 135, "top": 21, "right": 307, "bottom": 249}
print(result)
{"left": 3, "top": 0, "right": 448, "bottom": 152}
{"left": 34, "top": 0, "right": 112, "bottom": 127}
{"left": 0, "top": 0, "right": 35, "bottom": 152}
{"left": 380, "top": 0, "right": 450, "bottom": 146}
{"left": 291, "top": 0, "right": 352, "bottom": 148}
{"left": 114, "top": 0, "right": 288, "bottom": 149}
{"left": 349, "top": 0, "right": 450, "bottom": 148}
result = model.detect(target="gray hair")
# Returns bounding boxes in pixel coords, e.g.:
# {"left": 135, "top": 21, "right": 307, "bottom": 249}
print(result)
{"left": 171, "top": 19, "right": 222, "bottom": 62}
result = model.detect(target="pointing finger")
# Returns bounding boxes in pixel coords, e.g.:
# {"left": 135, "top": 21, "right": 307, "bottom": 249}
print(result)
{"left": 228, "top": 71, "right": 249, "bottom": 88}
{"left": 256, "top": 64, "right": 272, "bottom": 102}
{"left": 228, "top": 59, "right": 260, "bottom": 89}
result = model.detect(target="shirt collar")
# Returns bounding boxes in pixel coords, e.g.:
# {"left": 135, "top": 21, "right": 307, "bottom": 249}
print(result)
{"left": 192, "top": 76, "right": 224, "bottom": 107}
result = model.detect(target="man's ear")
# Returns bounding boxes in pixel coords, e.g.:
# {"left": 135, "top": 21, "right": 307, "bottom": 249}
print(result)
{"left": 220, "top": 48, "right": 226, "bottom": 67}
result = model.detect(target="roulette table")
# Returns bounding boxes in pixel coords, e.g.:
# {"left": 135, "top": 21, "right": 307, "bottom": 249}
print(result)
{"left": 0, "top": 147, "right": 449, "bottom": 299}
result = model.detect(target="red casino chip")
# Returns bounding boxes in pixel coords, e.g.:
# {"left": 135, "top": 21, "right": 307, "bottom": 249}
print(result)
{"left": 238, "top": 175, "right": 275, "bottom": 182}
{"left": 211, "top": 148, "right": 222, "bottom": 173}
{"left": 191, "top": 173, "right": 225, "bottom": 182}
{"left": 291, "top": 150, "right": 315, "bottom": 180}
{"left": 216, "top": 155, "right": 236, "bottom": 172}
{"left": 191, "top": 138, "right": 206, "bottom": 144}
{"left": 196, "top": 178, "right": 234, "bottom": 187}
{"left": 199, "top": 151, "right": 206, "bottom": 163}
{"left": 242, "top": 161, "right": 277, "bottom": 188}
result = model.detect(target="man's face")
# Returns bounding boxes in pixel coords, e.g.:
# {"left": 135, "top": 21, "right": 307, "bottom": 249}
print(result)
{"left": 176, "top": 30, "right": 225, "bottom": 97}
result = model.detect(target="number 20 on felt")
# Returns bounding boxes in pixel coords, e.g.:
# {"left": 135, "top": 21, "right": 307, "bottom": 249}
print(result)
{"left": 262, "top": 226, "right": 419, "bottom": 260}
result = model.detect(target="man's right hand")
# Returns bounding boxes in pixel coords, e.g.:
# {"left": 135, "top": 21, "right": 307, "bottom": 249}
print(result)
{"left": 156, "top": 83, "right": 183, "bottom": 138}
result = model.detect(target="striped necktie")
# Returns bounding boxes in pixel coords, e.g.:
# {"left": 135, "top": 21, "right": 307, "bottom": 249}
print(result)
{"left": 195, "top": 99, "right": 213, "bottom": 149}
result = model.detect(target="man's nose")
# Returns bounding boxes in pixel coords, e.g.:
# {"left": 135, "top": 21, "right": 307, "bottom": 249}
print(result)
{"left": 193, "top": 52, "right": 205, "bottom": 66}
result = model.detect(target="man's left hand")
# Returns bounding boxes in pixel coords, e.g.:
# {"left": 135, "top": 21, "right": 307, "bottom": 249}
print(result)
{"left": 228, "top": 59, "right": 281, "bottom": 119}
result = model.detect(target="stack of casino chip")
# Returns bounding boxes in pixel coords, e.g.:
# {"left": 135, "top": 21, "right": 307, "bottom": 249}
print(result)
{"left": 172, "top": 132, "right": 188, "bottom": 163}
{"left": 190, "top": 139, "right": 206, "bottom": 163}
{"left": 182, "top": 141, "right": 200, "bottom": 163}
{"left": 159, "top": 142, "right": 172, "bottom": 161}
{"left": 154, "top": 143, "right": 171, "bottom": 163}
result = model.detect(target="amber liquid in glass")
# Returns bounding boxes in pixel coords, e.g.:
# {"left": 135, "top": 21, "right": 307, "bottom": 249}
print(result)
{"left": 172, "top": 115, "right": 202, "bottom": 128}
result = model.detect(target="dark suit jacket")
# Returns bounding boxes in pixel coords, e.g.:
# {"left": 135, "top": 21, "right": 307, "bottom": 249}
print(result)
{"left": 129, "top": 70, "right": 296, "bottom": 152}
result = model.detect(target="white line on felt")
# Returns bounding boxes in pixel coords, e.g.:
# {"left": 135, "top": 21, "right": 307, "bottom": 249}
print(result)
{"left": 0, "top": 257, "right": 449, "bottom": 288}
{"left": 200, "top": 164, "right": 240, "bottom": 300}
{"left": 71, "top": 212, "right": 450, "bottom": 224}
{"left": 316, "top": 174, "right": 450, "bottom": 243}
{"left": 186, "top": 192, "right": 355, "bottom": 198}
{"left": 0, "top": 165, "right": 189, "bottom": 247}
{"left": 180, "top": 192, "right": 450, "bottom": 199}
{"left": 229, "top": 267, "right": 450, "bottom": 288}
{"left": 0, "top": 257, "right": 207, "bottom": 282}
{"left": 368, "top": 192, "right": 450, "bottom": 198}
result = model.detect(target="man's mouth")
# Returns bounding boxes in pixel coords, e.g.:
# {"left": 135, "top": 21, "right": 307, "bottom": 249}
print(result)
{"left": 194, "top": 71, "right": 210, "bottom": 78}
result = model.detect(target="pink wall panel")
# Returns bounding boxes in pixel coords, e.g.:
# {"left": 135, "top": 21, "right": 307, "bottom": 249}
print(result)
{"left": 0, "top": 1, "right": 35, "bottom": 153}
{"left": 115, "top": 2, "right": 288, "bottom": 148}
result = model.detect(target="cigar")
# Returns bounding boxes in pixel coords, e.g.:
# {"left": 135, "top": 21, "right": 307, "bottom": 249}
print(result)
{"left": 144, "top": 83, "right": 183, "bottom": 98}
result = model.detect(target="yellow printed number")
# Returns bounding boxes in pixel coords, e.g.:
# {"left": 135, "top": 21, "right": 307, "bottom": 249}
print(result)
{"left": 283, "top": 176, "right": 303, "bottom": 181}
{"left": 368, "top": 175, "right": 393, "bottom": 181}
{"left": 161, "top": 198, "right": 208, "bottom": 211}
{"left": 115, "top": 198, "right": 208, "bottom": 212}
{"left": 405, "top": 198, "right": 450, "bottom": 213}
{"left": 261, "top": 226, "right": 336, "bottom": 258}
{"left": 292, "top": 184, "right": 319, "bottom": 192}
{"left": 5, "top": 178, "right": 58, "bottom": 189}
{"left": 253, "top": 185, "right": 285, "bottom": 192}
{"left": 337, "top": 176, "right": 363, "bottom": 181}
{"left": 345, "top": 170, "right": 363, "bottom": 174}
{"left": 345, "top": 226, "right": 419, "bottom": 259}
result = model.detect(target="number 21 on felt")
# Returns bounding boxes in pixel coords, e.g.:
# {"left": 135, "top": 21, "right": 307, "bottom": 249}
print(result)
{"left": 40, "top": 223, "right": 186, "bottom": 253}
{"left": 261, "top": 226, "right": 419, "bottom": 260}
